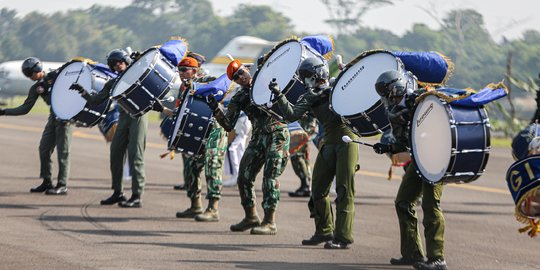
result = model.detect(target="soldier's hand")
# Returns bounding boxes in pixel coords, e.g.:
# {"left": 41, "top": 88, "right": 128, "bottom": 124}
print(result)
{"left": 373, "top": 143, "right": 391, "bottom": 155}
{"left": 268, "top": 78, "right": 281, "bottom": 96}
{"left": 69, "top": 83, "right": 86, "bottom": 94}
{"left": 206, "top": 94, "right": 219, "bottom": 111}
{"left": 130, "top": 50, "right": 141, "bottom": 60}
{"left": 0, "top": 108, "right": 5, "bottom": 116}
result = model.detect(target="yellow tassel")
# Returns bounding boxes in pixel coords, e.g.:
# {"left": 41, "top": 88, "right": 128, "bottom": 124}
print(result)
{"left": 322, "top": 35, "right": 335, "bottom": 61}
{"left": 518, "top": 219, "right": 540, "bottom": 238}
{"left": 415, "top": 89, "right": 472, "bottom": 105}
{"left": 71, "top": 57, "right": 97, "bottom": 65}
{"left": 387, "top": 165, "right": 393, "bottom": 181}
{"left": 170, "top": 151, "right": 175, "bottom": 160}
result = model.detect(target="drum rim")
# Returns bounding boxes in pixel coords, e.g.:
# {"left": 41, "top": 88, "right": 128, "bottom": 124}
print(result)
{"left": 409, "top": 95, "right": 491, "bottom": 184}
{"left": 250, "top": 39, "right": 303, "bottom": 115}
{"left": 111, "top": 47, "right": 160, "bottom": 98}
{"left": 51, "top": 60, "right": 112, "bottom": 125}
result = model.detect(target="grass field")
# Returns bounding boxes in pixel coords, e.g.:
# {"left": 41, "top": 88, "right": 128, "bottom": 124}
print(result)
{"left": 2, "top": 96, "right": 514, "bottom": 148}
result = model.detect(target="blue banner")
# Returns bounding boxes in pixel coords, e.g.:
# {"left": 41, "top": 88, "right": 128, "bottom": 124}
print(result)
{"left": 193, "top": 74, "right": 231, "bottom": 102}
{"left": 450, "top": 85, "right": 507, "bottom": 107}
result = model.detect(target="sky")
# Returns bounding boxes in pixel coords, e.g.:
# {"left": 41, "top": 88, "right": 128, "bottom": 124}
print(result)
{"left": 0, "top": 0, "right": 538, "bottom": 42}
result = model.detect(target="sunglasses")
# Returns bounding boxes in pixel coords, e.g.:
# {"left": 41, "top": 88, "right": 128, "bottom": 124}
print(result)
{"left": 232, "top": 68, "right": 245, "bottom": 80}
{"left": 179, "top": 67, "right": 195, "bottom": 72}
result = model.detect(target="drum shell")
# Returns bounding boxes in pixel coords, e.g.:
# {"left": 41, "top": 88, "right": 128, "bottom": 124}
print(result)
{"left": 98, "top": 106, "right": 120, "bottom": 142}
{"left": 335, "top": 100, "right": 389, "bottom": 137}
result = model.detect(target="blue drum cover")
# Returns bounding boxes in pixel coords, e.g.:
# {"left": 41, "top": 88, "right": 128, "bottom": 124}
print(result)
{"left": 98, "top": 105, "right": 120, "bottom": 137}
{"left": 159, "top": 39, "right": 188, "bottom": 67}
{"left": 392, "top": 51, "right": 452, "bottom": 85}
{"left": 506, "top": 155, "right": 540, "bottom": 220}
{"left": 192, "top": 74, "right": 231, "bottom": 102}
{"left": 300, "top": 35, "right": 334, "bottom": 59}
{"left": 160, "top": 116, "right": 173, "bottom": 140}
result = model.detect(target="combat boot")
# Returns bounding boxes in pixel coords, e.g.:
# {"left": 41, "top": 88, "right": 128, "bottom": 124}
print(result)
{"left": 195, "top": 198, "right": 220, "bottom": 222}
{"left": 250, "top": 208, "right": 277, "bottom": 235}
{"left": 176, "top": 197, "right": 203, "bottom": 218}
{"left": 30, "top": 179, "right": 53, "bottom": 193}
{"left": 230, "top": 206, "right": 261, "bottom": 232}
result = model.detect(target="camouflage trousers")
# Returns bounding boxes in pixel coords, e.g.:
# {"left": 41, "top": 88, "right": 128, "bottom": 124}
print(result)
{"left": 185, "top": 124, "right": 228, "bottom": 200}
{"left": 237, "top": 128, "right": 289, "bottom": 210}
{"left": 290, "top": 144, "right": 311, "bottom": 186}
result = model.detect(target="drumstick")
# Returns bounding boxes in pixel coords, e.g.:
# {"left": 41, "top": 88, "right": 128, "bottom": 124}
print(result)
{"left": 126, "top": 46, "right": 133, "bottom": 55}
{"left": 74, "top": 61, "right": 87, "bottom": 84}
{"left": 342, "top": 135, "right": 374, "bottom": 148}
{"left": 336, "top": 55, "right": 344, "bottom": 70}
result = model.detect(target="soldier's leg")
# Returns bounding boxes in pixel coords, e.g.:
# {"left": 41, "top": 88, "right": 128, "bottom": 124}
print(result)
{"left": 291, "top": 145, "right": 311, "bottom": 189}
{"left": 237, "top": 135, "right": 266, "bottom": 208}
{"left": 395, "top": 161, "right": 425, "bottom": 258}
{"left": 127, "top": 114, "right": 148, "bottom": 196}
{"left": 311, "top": 145, "right": 337, "bottom": 236}
{"left": 260, "top": 129, "right": 289, "bottom": 211}
{"left": 55, "top": 120, "right": 73, "bottom": 187}
{"left": 110, "top": 114, "right": 130, "bottom": 193}
{"left": 185, "top": 156, "right": 204, "bottom": 200}
{"left": 38, "top": 115, "right": 56, "bottom": 183}
{"left": 421, "top": 181, "right": 445, "bottom": 260}
{"left": 333, "top": 143, "right": 358, "bottom": 244}
{"left": 204, "top": 126, "right": 227, "bottom": 201}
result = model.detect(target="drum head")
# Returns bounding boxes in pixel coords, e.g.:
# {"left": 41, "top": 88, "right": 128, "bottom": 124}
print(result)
{"left": 252, "top": 41, "right": 302, "bottom": 106}
{"left": 168, "top": 96, "right": 190, "bottom": 149}
{"left": 411, "top": 95, "right": 452, "bottom": 182}
{"left": 112, "top": 49, "right": 158, "bottom": 97}
{"left": 331, "top": 52, "right": 399, "bottom": 116}
{"left": 51, "top": 61, "right": 95, "bottom": 120}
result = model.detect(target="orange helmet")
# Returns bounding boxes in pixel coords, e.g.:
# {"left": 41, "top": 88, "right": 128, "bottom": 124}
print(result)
{"left": 227, "top": 59, "right": 242, "bottom": 80}
{"left": 178, "top": 57, "right": 199, "bottom": 68}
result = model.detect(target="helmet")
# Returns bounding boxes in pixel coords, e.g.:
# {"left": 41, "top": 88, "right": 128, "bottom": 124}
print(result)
{"left": 227, "top": 59, "right": 242, "bottom": 80}
{"left": 21, "top": 57, "right": 43, "bottom": 77}
{"left": 374, "top": 70, "right": 407, "bottom": 98}
{"left": 298, "top": 57, "right": 329, "bottom": 88}
{"left": 106, "top": 49, "right": 131, "bottom": 70}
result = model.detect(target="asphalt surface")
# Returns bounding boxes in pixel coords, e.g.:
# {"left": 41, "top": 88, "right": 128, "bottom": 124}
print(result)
{"left": 0, "top": 114, "right": 538, "bottom": 270}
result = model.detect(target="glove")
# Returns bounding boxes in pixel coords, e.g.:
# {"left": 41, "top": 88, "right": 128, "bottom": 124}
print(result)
{"left": 0, "top": 108, "right": 5, "bottom": 116}
{"left": 206, "top": 94, "right": 219, "bottom": 111}
{"left": 268, "top": 78, "right": 281, "bottom": 96}
{"left": 69, "top": 83, "right": 85, "bottom": 94}
{"left": 373, "top": 143, "right": 391, "bottom": 155}
{"left": 130, "top": 50, "right": 141, "bottom": 60}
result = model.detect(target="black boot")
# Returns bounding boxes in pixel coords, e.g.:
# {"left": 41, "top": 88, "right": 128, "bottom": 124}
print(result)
{"left": 288, "top": 186, "right": 311, "bottom": 197}
{"left": 30, "top": 180, "right": 53, "bottom": 193}
{"left": 45, "top": 185, "right": 68, "bottom": 195}
{"left": 413, "top": 258, "right": 447, "bottom": 270}
{"left": 390, "top": 256, "right": 426, "bottom": 265}
{"left": 100, "top": 191, "right": 127, "bottom": 205}
{"left": 119, "top": 194, "right": 142, "bottom": 208}
{"left": 173, "top": 183, "right": 186, "bottom": 190}
{"left": 301, "top": 233, "right": 333, "bottom": 245}
{"left": 323, "top": 239, "right": 350, "bottom": 249}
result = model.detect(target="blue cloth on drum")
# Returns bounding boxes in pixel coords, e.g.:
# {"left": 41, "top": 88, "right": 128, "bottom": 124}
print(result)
{"left": 450, "top": 85, "right": 508, "bottom": 107}
{"left": 506, "top": 155, "right": 540, "bottom": 219}
{"left": 159, "top": 39, "right": 188, "bottom": 66}
{"left": 301, "top": 35, "right": 334, "bottom": 58}
{"left": 193, "top": 74, "right": 231, "bottom": 102}
{"left": 89, "top": 63, "right": 118, "bottom": 78}
{"left": 392, "top": 51, "right": 452, "bottom": 85}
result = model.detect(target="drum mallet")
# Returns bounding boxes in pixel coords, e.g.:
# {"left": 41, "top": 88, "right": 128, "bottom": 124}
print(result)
{"left": 74, "top": 61, "right": 87, "bottom": 84}
{"left": 342, "top": 135, "right": 374, "bottom": 148}
{"left": 336, "top": 55, "right": 345, "bottom": 71}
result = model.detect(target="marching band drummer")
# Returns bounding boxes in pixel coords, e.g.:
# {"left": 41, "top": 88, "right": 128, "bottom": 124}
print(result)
{"left": 174, "top": 56, "right": 229, "bottom": 222}
{"left": 0, "top": 57, "right": 73, "bottom": 195}
{"left": 268, "top": 57, "right": 359, "bottom": 249}
{"left": 206, "top": 59, "right": 290, "bottom": 235}
{"left": 372, "top": 70, "right": 447, "bottom": 270}
{"left": 70, "top": 49, "right": 173, "bottom": 208}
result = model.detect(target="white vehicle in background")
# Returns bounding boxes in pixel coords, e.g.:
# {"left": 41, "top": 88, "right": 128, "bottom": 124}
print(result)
{"left": 0, "top": 60, "right": 63, "bottom": 99}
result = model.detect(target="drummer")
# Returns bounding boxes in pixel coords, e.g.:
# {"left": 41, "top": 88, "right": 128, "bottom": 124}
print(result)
{"left": 70, "top": 49, "right": 173, "bottom": 208}
{"left": 268, "top": 57, "right": 359, "bottom": 249}
{"left": 371, "top": 70, "right": 447, "bottom": 270}
{"left": 0, "top": 57, "right": 73, "bottom": 195}
{"left": 206, "top": 59, "right": 289, "bottom": 235}
{"left": 174, "top": 56, "right": 228, "bottom": 223}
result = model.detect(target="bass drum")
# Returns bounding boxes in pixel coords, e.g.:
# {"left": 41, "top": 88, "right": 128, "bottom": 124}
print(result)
{"left": 330, "top": 50, "right": 416, "bottom": 137}
{"left": 51, "top": 60, "right": 114, "bottom": 127}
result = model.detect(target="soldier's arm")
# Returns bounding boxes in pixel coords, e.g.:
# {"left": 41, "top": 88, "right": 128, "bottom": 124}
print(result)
{"left": 275, "top": 93, "right": 311, "bottom": 122}
{"left": 214, "top": 94, "right": 243, "bottom": 132}
{"left": 82, "top": 79, "right": 113, "bottom": 106}
{"left": 3, "top": 84, "right": 39, "bottom": 116}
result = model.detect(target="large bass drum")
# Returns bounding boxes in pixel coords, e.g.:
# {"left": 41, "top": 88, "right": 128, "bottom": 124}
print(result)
{"left": 51, "top": 61, "right": 114, "bottom": 127}
{"left": 330, "top": 50, "right": 416, "bottom": 137}
{"left": 111, "top": 48, "right": 181, "bottom": 118}
{"left": 251, "top": 39, "right": 324, "bottom": 119}
{"left": 410, "top": 94, "right": 490, "bottom": 184}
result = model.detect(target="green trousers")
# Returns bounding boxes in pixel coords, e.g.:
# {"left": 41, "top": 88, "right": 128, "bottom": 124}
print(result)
{"left": 237, "top": 128, "right": 289, "bottom": 210}
{"left": 39, "top": 114, "right": 73, "bottom": 186}
{"left": 395, "top": 162, "right": 445, "bottom": 260}
{"left": 185, "top": 124, "right": 227, "bottom": 200}
{"left": 110, "top": 112, "right": 148, "bottom": 196}
{"left": 310, "top": 142, "right": 358, "bottom": 244}
{"left": 291, "top": 144, "right": 311, "bottom": 187}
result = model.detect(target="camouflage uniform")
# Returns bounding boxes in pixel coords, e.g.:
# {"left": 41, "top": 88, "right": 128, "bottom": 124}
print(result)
{"left": 290, "top": 115, "right": 318, "bottom": 189}
{"left": 383, "top": 90, "right": 445, "bottom": 261}
{"left": 214, "top": 86, "right": 289, "bottom": 210}
{"left": 276, "top": 90, "right": 359, "bottom": 244}
{"left": 83, "top": 78, "right": 148, "bottom": 196}
{"left": 2, "top": 70, "right": 74, "bottom": 187}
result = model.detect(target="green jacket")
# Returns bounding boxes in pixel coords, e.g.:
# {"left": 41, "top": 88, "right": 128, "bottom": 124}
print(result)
{"left": 4, "top": 70, "right": 59, "bottom": 116}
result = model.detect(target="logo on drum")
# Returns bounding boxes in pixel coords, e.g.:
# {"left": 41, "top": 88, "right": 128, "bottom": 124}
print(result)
{"left": 267, "top": 48, "right": 290, "bottom": 68}
{"left": 340, "top": 66, "right": 364, "bottom": 91}
{"left": 416, "top": 103, "right": 433, "bottom": 127}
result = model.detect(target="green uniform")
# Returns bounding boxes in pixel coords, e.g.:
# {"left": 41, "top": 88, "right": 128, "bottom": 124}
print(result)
{"left": 214, "top": 86, "right": 289, "bottom": 210}
{"left": 290, "top": 115, "right": 318, "bottom": 188}
{"left": 276, "top": 90, "right": 359, "bottom": 244}
{"left": 83, "top": 79, "right": 148, "bottom": 196}
{"left": 385, "top": 91, "right": 445, "bottom": 260}
{"left": 184, "top": 123, "right": 228, "bottom": 200}
{"left": 3, "top": 71, "right": 73, "bottom": 186}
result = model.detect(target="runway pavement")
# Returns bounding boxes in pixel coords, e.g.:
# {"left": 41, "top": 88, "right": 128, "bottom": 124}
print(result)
{"left": 0, "top": 114, "right": 538, "bottom": 270}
